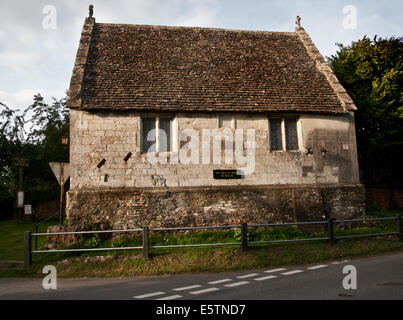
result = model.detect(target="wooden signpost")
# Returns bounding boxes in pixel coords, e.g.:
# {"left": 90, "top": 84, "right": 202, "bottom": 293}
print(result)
{"left": 13, "top": 158, "right": 29, "bottom": 220}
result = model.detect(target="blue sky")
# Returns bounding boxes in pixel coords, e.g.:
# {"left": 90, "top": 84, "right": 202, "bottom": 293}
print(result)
{"left": 0, "top": 0, "right": 402, "bottom": 111}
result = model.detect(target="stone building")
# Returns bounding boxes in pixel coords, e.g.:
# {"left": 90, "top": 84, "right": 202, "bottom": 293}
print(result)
{"left": 66, "top": 10, "right": 365, "bottom": 230}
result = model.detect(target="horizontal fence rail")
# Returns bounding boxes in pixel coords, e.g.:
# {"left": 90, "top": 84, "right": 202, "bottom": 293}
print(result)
{"left": 249, "top": 237, "right": 330, "bottom": 245}
{"left": 334, "top": 217, "right": 397, "bottom": 223}
{"left": 248, "top": 221, "right": 329, "bottom": 228}
{"left": 149, "top": 225, "right": 240, "bottom": 231}
{"left": 149, "top": 243, "right": 241, "bottom": 249}
{"left": 24, "top": 215, "right": 402, "bottom": 268}
{"left": 34, "top": 228, "right": 143, "bottom": 236}
{"left": 32, "top": 246, "right": 143, "bottom": 254}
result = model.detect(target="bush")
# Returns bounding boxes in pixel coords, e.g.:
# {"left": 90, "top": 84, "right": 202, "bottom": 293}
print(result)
{"left": 0, "top": 197, "right": 13, "bottom": 220}
{"left": 84, "top": 234, "right": 102, "bottom": 248}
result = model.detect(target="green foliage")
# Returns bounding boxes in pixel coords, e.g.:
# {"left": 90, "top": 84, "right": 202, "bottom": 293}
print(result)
{"left": 328, "top": 36, "right": 403, "bottom": 188}
{"left": 233, "top": 229, "right": 255, "bottom": 242}
{"left": 0, "top": 218, "right": 58, "bottom": 260}
{"left": 234, "top": 227, "right": 325, "bottom": 242}
{"left": 111, "top": 235, "right": 141, "bottom": 248}
{"left": 0, "top": 94, "right": 69, "bottom": 219}
{"left": 84, "top": 234, "right": 102, "bottom": 249}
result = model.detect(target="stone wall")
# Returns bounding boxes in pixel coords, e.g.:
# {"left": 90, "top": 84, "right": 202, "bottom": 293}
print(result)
{"left": 69, "top": 110, "right": 360, "bottom": 189}
{"left": 66, "top": 184, "right": 365, "bottom": 230}
{"left": 68, "top": 109, "right": 363, "bottom": 230}
{"left": 366, "top": 188, "right": 403, "bottom": 209}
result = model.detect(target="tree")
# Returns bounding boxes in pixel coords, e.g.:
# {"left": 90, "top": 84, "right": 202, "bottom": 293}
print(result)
{"left": 0, "top": 94, "right": 69, "bottom": 220}
{"left": 0, "top": 103, "right": 27, "bottom": 219}
{"left": 328, "top": 36, "right": 403, "bottom": 188}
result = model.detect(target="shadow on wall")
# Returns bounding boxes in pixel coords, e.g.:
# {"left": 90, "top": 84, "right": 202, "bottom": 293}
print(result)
{"left": 303, "top": 126, "right": 359, "bottom": 185}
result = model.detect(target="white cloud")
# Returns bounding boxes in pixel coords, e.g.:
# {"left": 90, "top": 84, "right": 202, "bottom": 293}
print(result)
{"left": 0, "top": 89, "right": 43, "bottom": 110}
{"left": 176, "top": 0, "right": 219, "bottom": 27}
{"left": 0, "top": 51, "right": 40, "bottom": 72}
{"left": 0, "top": 0, "right": 402, "bottom": 113}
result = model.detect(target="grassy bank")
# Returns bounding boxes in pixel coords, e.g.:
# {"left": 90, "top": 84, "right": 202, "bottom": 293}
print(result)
{"left": 0, "top": 218, "right": 58, "bottom": 261}
{"left": 0, "top": 206, "right": 402, "bottom": 278}
{"left": 1, "top": 237, "right": 403, "bottom": 278}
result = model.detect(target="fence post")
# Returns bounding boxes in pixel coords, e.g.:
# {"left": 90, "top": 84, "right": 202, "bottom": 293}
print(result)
{"left": 24, "top": 231, "right": 32, "bottom": 268}
{"left": 35, "top": 225, "right": 38, "bottom": 251}
{"left": 143, "top": 226, "right": 149, "bottom": 258}
{"left": 397, "top": 215, "right": 402, "bottom": 242}
{"left": 241, "top": 222, "right": 248, "bottom": 251}
{"left": 328, "top": 219, "right": 335, "bottom": 246}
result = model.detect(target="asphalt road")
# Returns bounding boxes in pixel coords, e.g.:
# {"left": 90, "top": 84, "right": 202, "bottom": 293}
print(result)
{"left": 0, "top": 252, "right": 402, "bottom": 300}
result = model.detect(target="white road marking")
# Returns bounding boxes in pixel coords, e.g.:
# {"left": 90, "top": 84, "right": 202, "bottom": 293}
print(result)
{"left": 331, "top": 261, "right": 341, "bottom": 265}
{"left": 254, "top": 275, "right": 277, "bottom": 281}
{"left": 265, "top": 268, "right": 286, "bottom": 273}
{"left": 208, "top": 279, "right": 232, "bottom": 285}
{"left": 281, "top": 270, "right": 304, "bottom": 275}
{"left": 156, "top": 294, "right": 182, "bottom": 300}
{"left": 190, "top": 287, "right": 220, "bottom": 295}
{"left": 225, "top": 281, "right": 250, "bottom": 288}
{"left": 173, "top": 285, "right": 202, "bottom": 291}
{"left": 134, "top": 291, "right": 165, "bottom": 299}
{"left": 307, "top": 265, "right": 328, "bottom": 270}
{"left": 237, "top": 273, "right": 259, "bottom": 279}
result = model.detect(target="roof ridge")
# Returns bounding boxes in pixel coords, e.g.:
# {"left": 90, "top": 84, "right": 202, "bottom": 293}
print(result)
{"left": 95, "top": 22, "right": 297, "bottom": 36}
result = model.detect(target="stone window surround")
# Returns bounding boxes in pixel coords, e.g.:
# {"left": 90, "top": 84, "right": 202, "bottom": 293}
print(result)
{"left": 139, "top": 115, "right": 178, "bottom": 154}
{"left": 268, "top": 116, "right": 302, "bottom": 152}
{"left": 137, "top": 112, "right": 306, "bottom": 157}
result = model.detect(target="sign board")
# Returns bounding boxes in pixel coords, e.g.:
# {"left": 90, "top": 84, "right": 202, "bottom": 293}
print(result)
{"left": 13, "top": 158, "right": 29, "bottom": 167}
{"left": 213, "top": 170, "right": 244, "bottom": 180}
{"left": 24, "top": 204, "right": 32, "bottom": 215}
{"left": 49, "top": 162, "right": 70, "bottom": 185}
{"left": 17, "top": 191, "right": 24, "bottom": 208}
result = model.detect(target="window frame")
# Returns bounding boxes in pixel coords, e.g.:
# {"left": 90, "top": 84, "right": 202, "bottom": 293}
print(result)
{"left": 140, "top": 116, "right": 176, "bottom": 154}
{"left": 268, "top": 116, "right": 301, "bottom": 152}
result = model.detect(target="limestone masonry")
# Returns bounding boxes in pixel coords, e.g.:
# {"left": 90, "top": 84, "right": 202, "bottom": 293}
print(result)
{"left": 65, "top": 9, "right": 365, "bottom": 230}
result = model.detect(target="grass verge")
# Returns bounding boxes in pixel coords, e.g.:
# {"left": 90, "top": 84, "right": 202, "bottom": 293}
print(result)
{"left": 1, "top": 236, "right": 402, "bottom": 278}
{"left": 0, "top": 218, "right": 58, "bottom": 261}
{"left": 0, "top": 206, "right": 401, "bottom": 278}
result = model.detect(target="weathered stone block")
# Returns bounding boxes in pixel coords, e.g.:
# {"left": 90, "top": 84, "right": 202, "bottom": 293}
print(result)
{"left": 66, "top": 184, "right": 365, "bottom": 230}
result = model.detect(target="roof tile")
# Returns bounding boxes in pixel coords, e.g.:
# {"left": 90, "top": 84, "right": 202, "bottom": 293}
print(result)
{"left": 71, "top": 22, "right": 347, "bottom": 114}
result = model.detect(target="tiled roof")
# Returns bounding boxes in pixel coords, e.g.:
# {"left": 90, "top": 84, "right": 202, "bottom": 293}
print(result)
{"left": 67, "top": 18, "right": 355, "bottom": 114}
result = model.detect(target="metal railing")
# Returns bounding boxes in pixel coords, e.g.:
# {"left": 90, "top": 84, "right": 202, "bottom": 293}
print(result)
{"left": 33, "top": 213, "right": 59, "bottom": 250}
{"left": 24, "top": 215, "right": 402, "bottom": 268}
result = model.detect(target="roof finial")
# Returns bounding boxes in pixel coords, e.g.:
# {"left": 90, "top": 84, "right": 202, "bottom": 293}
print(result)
{"left": 89, "top": 4, "right": 94, "bottom": 18}
{"left": 295, "top": 15, "right": 302, "bottom": 30}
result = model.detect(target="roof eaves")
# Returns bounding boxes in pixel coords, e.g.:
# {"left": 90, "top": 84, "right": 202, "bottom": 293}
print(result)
{"left": 79, "top": 105, "right": 347, "bottom": 115}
